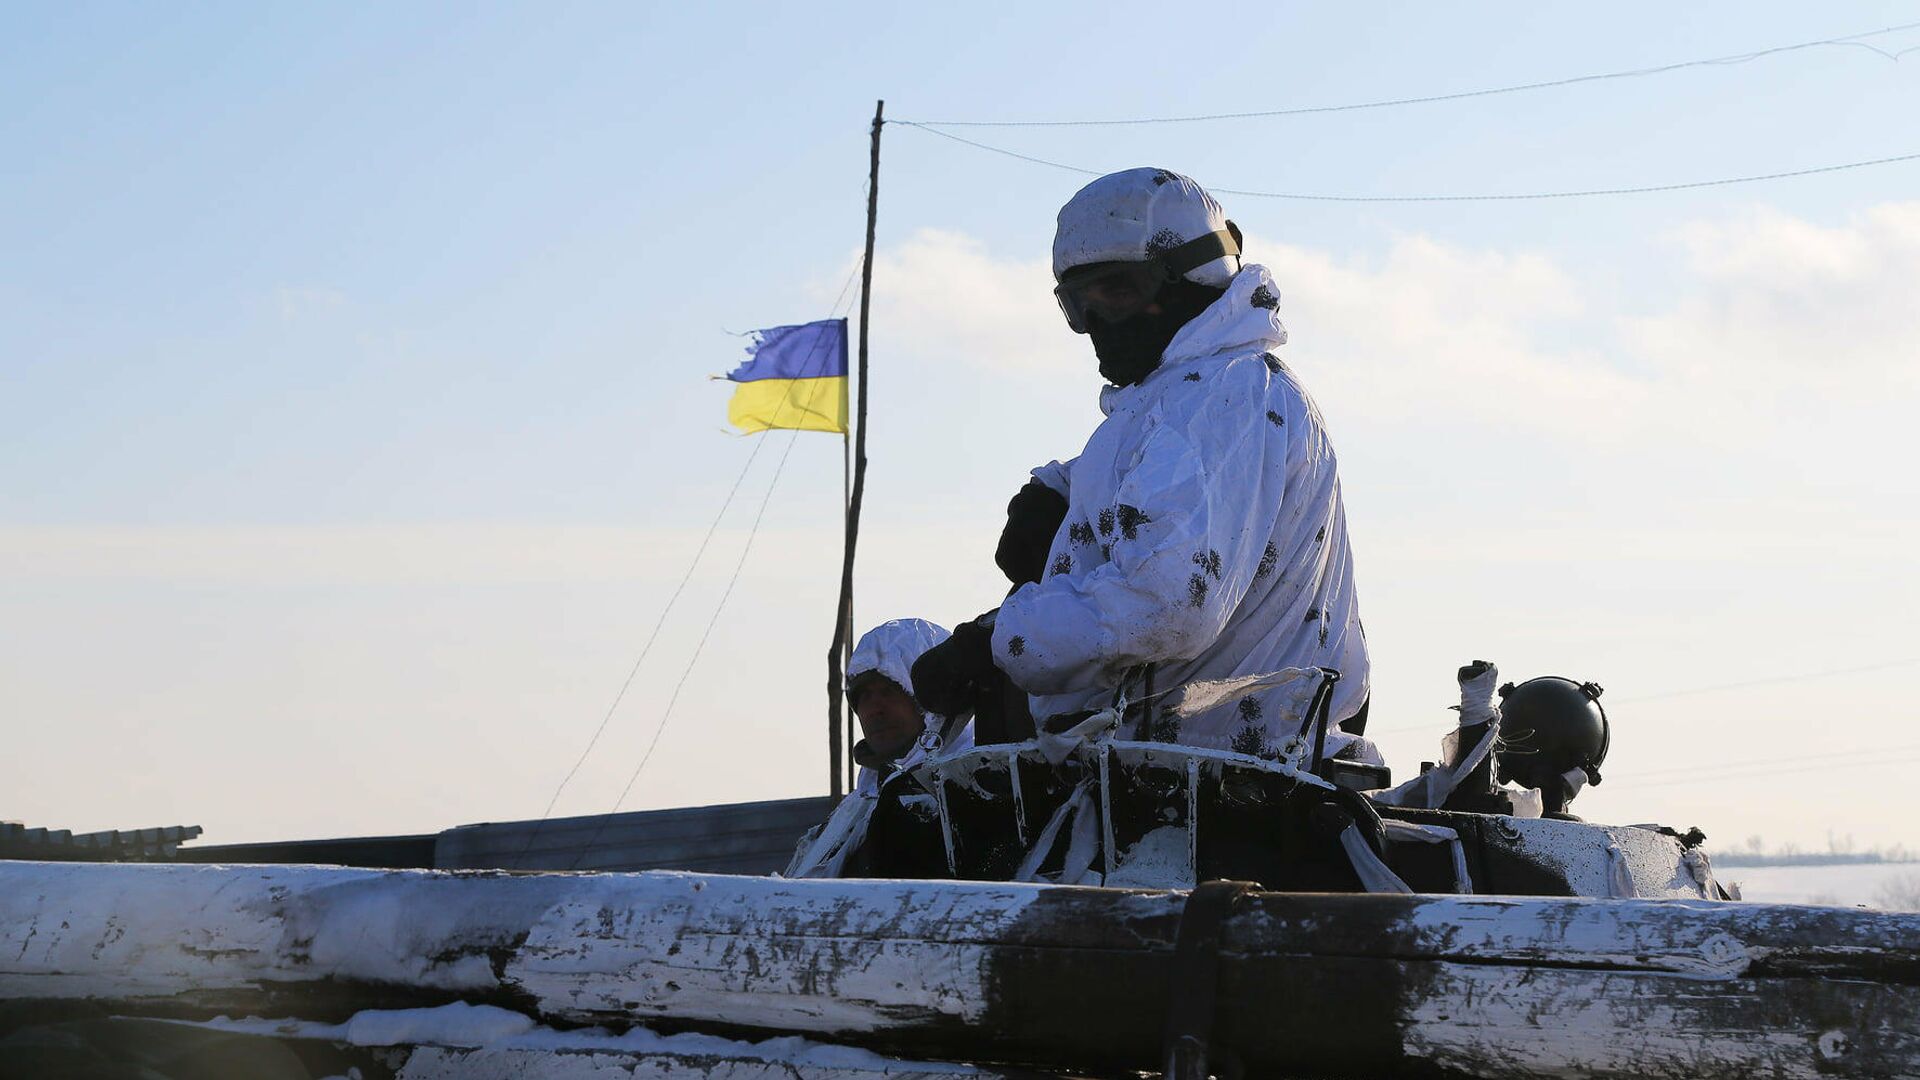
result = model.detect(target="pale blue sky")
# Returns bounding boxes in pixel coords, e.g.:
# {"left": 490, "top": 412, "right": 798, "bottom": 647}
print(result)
{"left": 5, "top": 3, "right": 1919, "bottom": 851}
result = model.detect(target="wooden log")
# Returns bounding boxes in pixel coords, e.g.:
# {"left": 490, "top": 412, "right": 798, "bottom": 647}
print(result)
{"left": 1, "top": 861, "right": 1916, "bottom": 1078}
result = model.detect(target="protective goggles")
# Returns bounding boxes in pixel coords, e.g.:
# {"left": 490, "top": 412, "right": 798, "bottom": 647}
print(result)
{"left": 1053, "top": 228, "right": 1241, "bottom": 334}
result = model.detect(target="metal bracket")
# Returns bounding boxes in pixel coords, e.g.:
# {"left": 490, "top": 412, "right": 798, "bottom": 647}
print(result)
{"left": 1162, "top": 879, "right": 1261, "bottom": 1080}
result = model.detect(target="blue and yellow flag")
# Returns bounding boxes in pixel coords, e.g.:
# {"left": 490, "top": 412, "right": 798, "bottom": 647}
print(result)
{"left": 724, "top": 318, "right": 849, "bottom": 434}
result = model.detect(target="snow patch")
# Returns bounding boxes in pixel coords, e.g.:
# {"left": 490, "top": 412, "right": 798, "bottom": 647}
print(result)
{"left": 176, "top": 1010, "right": 980, "bottom": 1071}
{"left": 345, "top": 1003, "right": 536, "bottom": 1046}
{"left": 1106, "top": 825, "right": 1193, "bottom": 888}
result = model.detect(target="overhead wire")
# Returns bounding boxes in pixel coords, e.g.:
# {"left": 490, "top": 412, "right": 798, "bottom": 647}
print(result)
{"left": 514, "top": 431, "right": 764, "bottom": 865}
{"left": 556, "top": 255, "right": 867, "bottom": 869}
{"left": 1362, "top": 665, "right": 1920, "bottom": 791}
{"left": 525, "top": 22, "right": 1920, "bottom": 849}
{"left": 1368, "top": 657, "right": 1920, "bottom": 736}
{"left": 893, "top": 121, "right": 1920, "bottom": 203}
{"left": 512, "top": 254, "right": 864, "bottom": 868}
{"left": 1608, "top": 751, "right": 1920, "bottom": 791}
{"left": 1611, "top": 656, "right": 1920, "bottom": 705}
{"left": 1614, "top": 740, "right": 1920, "bottom": 782}
{"left": 900, "top": 20, "right": 1920, "bottom": 127}
{"left": 890, "top": 21, "right": 1920, "bottom": 202}
{"left": 566, "top": 392, "right": 818, "bottom": 867}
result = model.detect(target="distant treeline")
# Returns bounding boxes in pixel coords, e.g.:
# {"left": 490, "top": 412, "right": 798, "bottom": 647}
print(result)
{"left": 1710, "top": 834, "right": 1917, "bottom": 867}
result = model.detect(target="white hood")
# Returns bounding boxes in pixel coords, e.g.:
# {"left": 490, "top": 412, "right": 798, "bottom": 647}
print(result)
{"left": 847, "top": 617, "right": 948, "bottom": 702}
{"left": 788, "top": 618, "right": 972, "bottom": 879}
{"left": 846, "top": 618, "right": 974, "bottom": 797}
{"left": 1098, "top": 261, "right": 1288, "bottom": 417}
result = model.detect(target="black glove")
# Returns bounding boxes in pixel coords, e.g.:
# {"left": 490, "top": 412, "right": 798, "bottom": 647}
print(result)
{"left": 910, "top": 616, "right": 998, "bottom": 718}
{"left": 994, "top": 480, "right": 1069, "bottom": 586}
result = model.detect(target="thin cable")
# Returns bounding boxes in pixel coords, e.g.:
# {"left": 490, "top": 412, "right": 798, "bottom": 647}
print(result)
{"left": 895, "top": 121, "right": 1920, "bottom": 203}
{"left": 1371, "top": 656, "right": 1920, "bottom": 737}
{"left": 514, "top": 440, "right": 763, "bottom": 860}
{"left": 568, "top": 415, "right": 815, "bottom": 868}
{"left": 557, "top": 256, "right": 866, "bottom": 867}
{"left": 902, "top": 21, "right": 1920, "bottom": 127}
{"left": 1612, "top": 656, "right": 1920, "bottom": 704}
{"left": 893, "top": 122, "right": 1100, "bottom": 176}
{"left": 1608, "top": 751, "right": 1920, "bottom": 791}
{"left": 1617, "top": 740, "right": 1920, "bottom": 782}
{"left": 514, "top": 258, "right": 863, "bottom": 867}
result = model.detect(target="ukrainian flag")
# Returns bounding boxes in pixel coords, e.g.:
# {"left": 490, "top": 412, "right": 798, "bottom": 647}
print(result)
{"left": 724, "top": 318, "right": 850, "bottom": 435}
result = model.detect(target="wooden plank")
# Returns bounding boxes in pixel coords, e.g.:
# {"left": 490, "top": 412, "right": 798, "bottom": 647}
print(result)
{"left": 434, "top": 797, "right": 834, "bottom": 873}
{"left": 173, "top": 833, "right": 438, "bottom": 869}
{"left": 1, "top": 862, "right": 1915, "bottom": 1078}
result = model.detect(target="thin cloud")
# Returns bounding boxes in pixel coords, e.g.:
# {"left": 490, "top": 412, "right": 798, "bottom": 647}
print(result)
{"left": 871, "top": 228, "right": 1079, "bottom": 377}
{"left": 862, "top": 204, "right": 1920, "bottom": 450}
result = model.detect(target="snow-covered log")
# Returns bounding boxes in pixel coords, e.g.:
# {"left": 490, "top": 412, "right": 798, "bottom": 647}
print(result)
{"left": 2, "top": 861, "right": 1917, "bottom": 1078}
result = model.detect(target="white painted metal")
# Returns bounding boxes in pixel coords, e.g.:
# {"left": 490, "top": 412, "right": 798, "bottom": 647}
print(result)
{"left": 1497, "top": 817, "right": 1713, "bottom": 898}
{"left": 1186, "top": 756, "right": 1200, "bottom": 885}
{"left": 1005, "top": 747, "right": 1027, "bottom": 847}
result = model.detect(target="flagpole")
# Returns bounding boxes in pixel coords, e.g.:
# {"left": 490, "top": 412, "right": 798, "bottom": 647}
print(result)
{"left": 837, "top": 430, "right": 851, "bottom": 797}
{"left": 827, "top": 99, "right": 883, "bottom": 800}
{"left": 842, "top": 432, "right": 855, "bottom": 789}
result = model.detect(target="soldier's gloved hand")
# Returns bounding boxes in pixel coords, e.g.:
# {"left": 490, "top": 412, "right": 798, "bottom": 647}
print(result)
{"left": 910, "top": 617, "right": 997, "bottom": 717}
{"left": 994, "top": 480, "right": 1069, "bottom": 586}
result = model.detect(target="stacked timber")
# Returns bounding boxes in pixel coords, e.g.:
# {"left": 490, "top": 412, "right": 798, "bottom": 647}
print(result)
{"left": 0, "top": 821, "right": 201, "bottom": 861}
{"left": 1, "top": 861, "right": 1916, "bottom": 1078}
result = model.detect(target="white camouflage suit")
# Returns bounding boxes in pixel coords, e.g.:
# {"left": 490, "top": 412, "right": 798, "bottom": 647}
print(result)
{"left": 992, "top": 263, "right": 1373, "bottom": 761}
{"left": 846, "top": 618, "right": 974, "bottom": 796}
{"left": 787, "top": 618, "right": 975, "bottom": 877}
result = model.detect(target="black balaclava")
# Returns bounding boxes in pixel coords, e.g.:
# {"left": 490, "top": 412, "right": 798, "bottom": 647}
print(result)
{"left": 1086, "top": 278, "right": 1226, "bottom": 387}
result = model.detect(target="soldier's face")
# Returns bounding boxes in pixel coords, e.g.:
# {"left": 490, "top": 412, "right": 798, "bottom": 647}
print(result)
{"left": 853, "top": 679, "right": 923, "bottom": 761}
{"left": 1054, "top": 261, "right": 1167, "bottom": 333}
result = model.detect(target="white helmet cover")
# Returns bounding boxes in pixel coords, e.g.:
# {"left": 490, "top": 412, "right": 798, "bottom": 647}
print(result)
{"left": 1052, "top": 168, "right": 1240, "bottom": 287}
{"left": 847, "top": 617, "right": 950, "bottom": 702}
